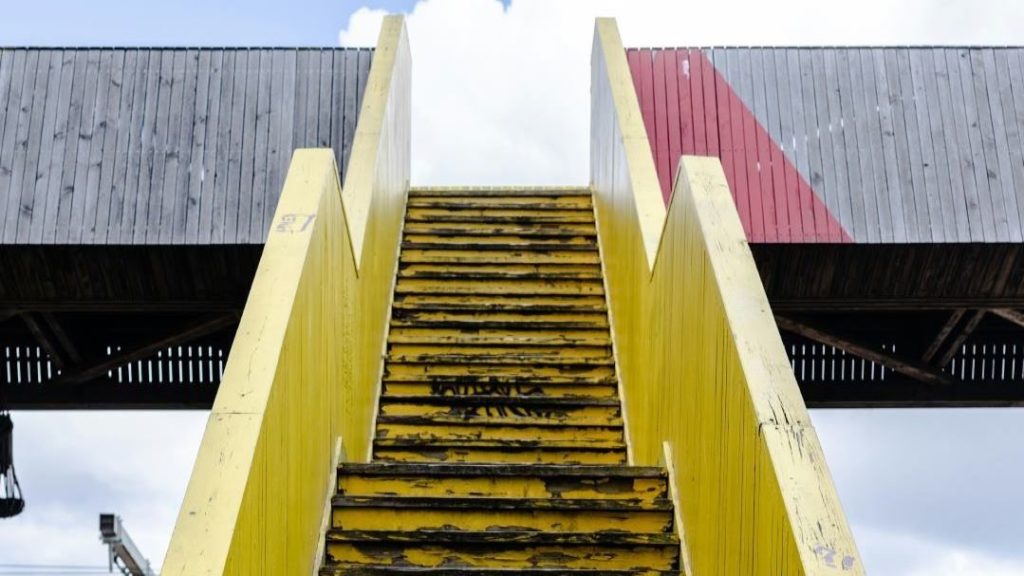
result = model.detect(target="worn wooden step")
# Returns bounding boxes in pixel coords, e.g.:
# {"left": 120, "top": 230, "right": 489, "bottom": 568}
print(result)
{"left": 337, "top": 463, "right": 665, "bottom": 502}
{"left": 389, "top": 343, "right": 610, "bottom": 359}
{"left": 392, "top": 309, "right": 608, "bottom": 327}
{"left": 384, "top": 363, "right": 616, "bottom": 381}
{"left": 331, "top": 495, "right": 671, "bottom": 534}
{"left": 407, "top": 208, "right": 595, "bottom": 223}
{"left": 389, "top": 327, "right": 610, "bottom": 347}
{"left": 376, "top": 419, "right": 623, "bottom": 445}
{"left": 399, "top": 263, "right": 601, "bottom": 278}
{"left": 373, "top": 440, "right": 627, "bottom": 465}
{"left": 325, "top": 530, "right": 677, "bottom": 571}
{"left": 407, "top": 198, "right": 593, "bottom": 210}
{"left": 324, "top": 567, "right": 678, "bottom": 575}
{"left": 403, "top": 189, "right": 589, "bottom": 198}
{"left": 396, "top": 278, "right": 604, "bottom": 296}
{"left": 402, "top": 249, "right": 601, "bottom": 265}
{"left": 403, "top": 221, "right": 597, "bottom": 237}
{"left": 378, "top": 397, "right": 619, "bottom": 426}
{"left": 382, "top": 381, "right": 620, "bottom": 400}
{"left": 385, "top": 355, "right": 613, "bottom": 369}
{"left": 403, "top": 241, "right": 598, "bottom": 252}
{"left": 393, "top": 294, "right": 607, "bottom": 312}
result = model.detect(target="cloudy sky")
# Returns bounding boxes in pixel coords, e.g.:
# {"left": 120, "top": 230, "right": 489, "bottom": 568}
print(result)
{"left": 2, "top": 1, "right": 1024, "bottom": 574}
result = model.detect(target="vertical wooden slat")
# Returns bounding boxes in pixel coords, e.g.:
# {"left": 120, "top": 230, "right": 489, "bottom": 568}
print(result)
{"left": 1005, "top": 49, "right": 1024, "bottom": 239}
{"left": 98, "top": 50, "right": 138, "bottom": 244}
{"left": 303, "top": 50, "right": 321, "bottom": 145}
{"left": 168, "top": 49, "right": 199, "bottom": 244}
{"left": 209, "top": 50, "right": 236, "bottom": 244}
{"left": 154, "top": 50, "right": 188, "bottom": 243}
{"left": 185, "top": 50, "right": 214, "bottom": 244}
{"left": 223, "top": 49, "right": 248, "bottom": 243}
{"left": 750, "top": 49, "right": 777, "bottom": 242}
{"left": 117, "top": 50, "right": 150, "bottom": 243}
{"left": 678, "top": 49, "right": 695, "bottom": 157}
{"left": 981, "top": 49, "right": 1022, "bottom": 241}
{"left": 909, "top": 49, "right": 945, "bottom": 242}
{"left": 340, "top": 50, "right": 357, "bottom": 176}
{"left": 826, "top": 50, "right": 856, "bottom": 241}
{"left": 139, "top": 51, "right": 172, "bottom": 243}
{"left": 249, "top": 49, "right": 273, "bottom": 241}
{"left": 811, "top": 47, "right": 843, "bottom": 239}
{"left": 921, "top": 48, "right": 959, "bottom": 242}
{"left": 690, "top": 49, "right": 708, "bottom": 157}
{"left": 932, "top": 48, "right": 972, "bottom": 242}
{"left": 3, "top": 50, "right": 41, "bottom": 242}
{"left": 88, "top": 50, "right": 126, "bottom": 243}
{"left": 264, "top": 50, "right": 286, "bottom": 237}
{"left": 40, "top": 50, "right": 76, "bottom": 244}
{"left": 67, "top": 49, "right": 101, "bottom": 244}
{"left": 55, "top": 51, "right": 86, "bottom": 243}
{"left": 25, "top": 50, "right": 63, "bottom": 244}
{"left": 317, "top": 50, "right": 332, "bottom": 150}
{"left": 737, "top": 50, "right": 765, "bottom": 242}
{"left": 77, "top": 50, "right": 113, "bottom": 244}
{"left": 849, "top": 49, "right": 881, "bottom": 243}
{"left": 292, "top": 50, "right": 308, "bottom": 152}
{"left": 664, "top": 50, "right": 682, "bottom": 191}
{"left": 798, "top": 49, "right": 827, "bottom": 241}
{"left": 271, "top": 49, "right": 296, "bottom": 235}
{"left": 872, "top": 50, "right": 906, "bottom": 242}
{"left": 835, "top": 50, "right": 868, "bottom": 242}
{"left": 897, "top": 49, "right": 933, "bottom": 241}
{"left": 959, "top": 49, "right": 999, "bottom": 241}
{"left": 861, "top": 49, "right": 894, "bottom": 243}
{"left": 762, "top": 50, "right": 790, "bottom": 242}
{"left": 782, "top": 50, "right": 807, "bottom": 240}
{"left": 711, "top": 49, "right": 737, "bottom": 216}
{"left": 726, "top": 50, "right": 753, "bottom": 238}
{"left": 651, "top": 50, "right": 670, "bottom": 195}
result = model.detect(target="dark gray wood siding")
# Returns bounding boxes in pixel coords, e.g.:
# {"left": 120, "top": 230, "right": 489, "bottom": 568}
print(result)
{"left": 0, "top": 48, "right": 372, "bottom": 245}
{"left": 630, "top": 47, "right": 1024, "bottom": 244}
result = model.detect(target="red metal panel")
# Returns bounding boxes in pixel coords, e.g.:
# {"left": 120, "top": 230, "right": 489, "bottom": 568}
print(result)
{"left": 652, "top": 50, "right": 671, "bottom": 198}
{"left": 713, "top": 55, "right": 746, "bottom": 235}
{"left": 664, "top": 50, "right": 683, "bottom": 202}
{"left": 689, "top": 50, "right": 708, "bottom": 156}
{"left": 701, "top": 50, "right": 720, "bottom": 158}
{"left": 626, "top": 48, "right": 850, "bottom": 243}
{"left": 677, "top": 51, "right": 696, "bottom": 158}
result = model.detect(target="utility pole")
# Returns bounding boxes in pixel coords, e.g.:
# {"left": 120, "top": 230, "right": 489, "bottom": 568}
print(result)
{"left": 99, "top": 514, "right": 156, "bottom": 576}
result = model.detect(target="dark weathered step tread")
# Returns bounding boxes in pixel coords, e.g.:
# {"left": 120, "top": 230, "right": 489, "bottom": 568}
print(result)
{"left": 398, "top": 269, "right": 602, "bottom": 280}
{"left": 408, "top": 188, "right": 591, "bottom": 197}
{"left": 403, "top": 224, "right": 598, "bottom": 238}
{"left": 407, "top": 201, "right": 593, "bottom": 211}
{"left": 393, "top": 302, "right": 607, "bottom": 314}
{"left": 383, "top": 375, "right": 617, "bottom": 386}
{"left": 377, "top": 415, "right": 623, "bottom": 429}
{"left": 326, "top": 529, "right": 676, "bottom": 546}
{"left": 323, "top": 568, "right": 678, "bottom": 575}
{"left": 385, "top": 354, "right": 614, "bottom": 366}
{"left": 374, "top": 438, "right": 626, "bottom": 450}
{"left": 402, "top": 242, "right": 599, "bottom": 252}
{"left": 332, "top": 496, "right": 672, "bottom": 512}
{"left": 338, "top": 462, "right": 664, "bottom": 478}
{"left": 378, "top": 395, "right": 620, "bottom": 408}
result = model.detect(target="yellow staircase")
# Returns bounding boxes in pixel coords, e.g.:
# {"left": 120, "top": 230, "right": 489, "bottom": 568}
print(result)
{"left": 321, "top": 188, "right": 681, "bottom": 573}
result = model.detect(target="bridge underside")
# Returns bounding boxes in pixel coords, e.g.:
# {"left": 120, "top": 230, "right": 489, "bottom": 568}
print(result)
{"left": 0, "top": 245, "right": 252, "bottom": 409}
{"left": 760, "top": 243, "right": 1024, "bottom": 407}
{"left": 2, "top": 239, "right": 1022, "bottom": 409}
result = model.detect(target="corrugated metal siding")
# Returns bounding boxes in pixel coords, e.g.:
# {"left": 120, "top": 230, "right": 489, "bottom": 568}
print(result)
{"left": 628, "top": 47, "right": 1024, "bottom": 244}
{"left": 0, "top": 48, "right": 371, "bottom": 245}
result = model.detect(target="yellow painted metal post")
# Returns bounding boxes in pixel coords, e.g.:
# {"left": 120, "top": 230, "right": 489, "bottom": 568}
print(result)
{"left": 591, "top": 18, "right": 863, "bottom": 575}
{"left": 162, "top": 15, "right": 410, "bottom": 575}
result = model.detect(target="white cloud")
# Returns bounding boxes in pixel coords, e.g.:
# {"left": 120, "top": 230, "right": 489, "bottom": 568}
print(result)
{"left": 338, "top": 7, "right": 389, "bottom": 47}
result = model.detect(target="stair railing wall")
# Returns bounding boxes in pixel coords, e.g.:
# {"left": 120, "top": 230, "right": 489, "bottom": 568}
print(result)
{"left": 162, "top": 15, "right": 410, "bottom": 575}
{"left": 590, "top": 18, "right": 862, "bottom": 575}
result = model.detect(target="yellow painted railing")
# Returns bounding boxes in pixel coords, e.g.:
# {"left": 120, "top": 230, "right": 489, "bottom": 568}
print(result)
{"left": 591, "top": 18, "right": 863, "bottom": 575}
{"left": 162, "top": 16, "right": 410, "bottom": 575}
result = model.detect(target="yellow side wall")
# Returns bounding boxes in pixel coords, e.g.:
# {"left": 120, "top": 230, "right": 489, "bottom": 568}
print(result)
{"left": 162, "top": 16, "right": 410, "bottom": 575}
{"left": 591, "top": 18, "right": 863, "bottom": 575}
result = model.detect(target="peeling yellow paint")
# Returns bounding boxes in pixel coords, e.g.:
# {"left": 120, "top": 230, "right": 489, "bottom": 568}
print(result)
{"left": 592, "top": 17, "right": 863, "bottom": 576}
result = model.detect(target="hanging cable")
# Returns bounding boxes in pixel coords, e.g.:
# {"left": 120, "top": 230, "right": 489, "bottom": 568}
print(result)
{"left": 0, "top": 408, "right": 25, "bottom": 518}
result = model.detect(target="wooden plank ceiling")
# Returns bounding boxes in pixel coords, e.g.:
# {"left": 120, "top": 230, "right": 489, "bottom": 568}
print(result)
{"left": 0, "top": 48, "right": 371, "bottom": 245}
